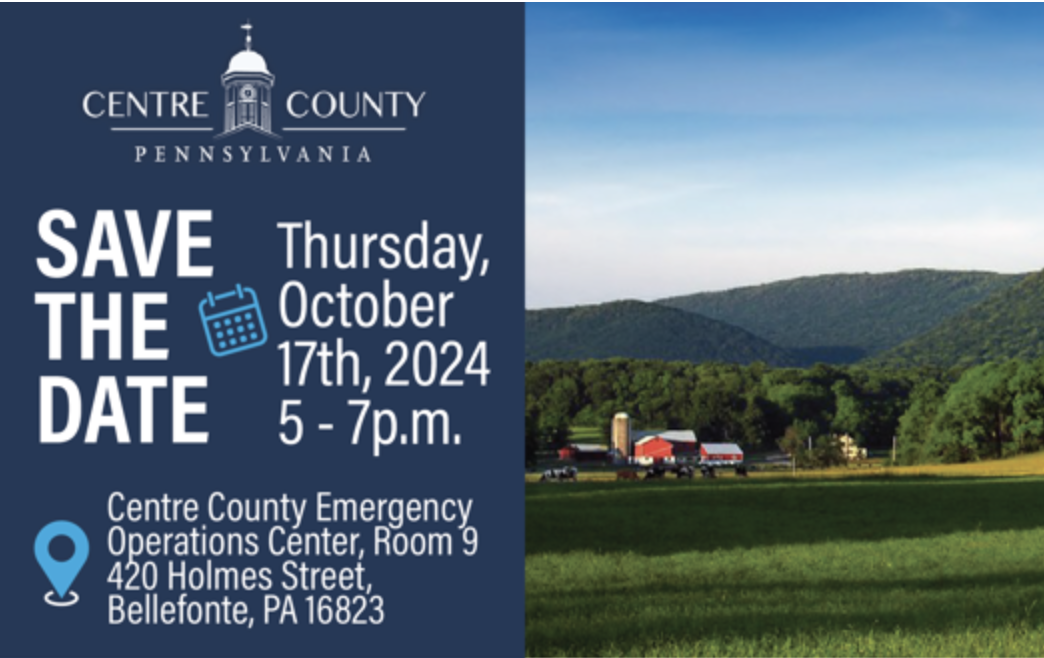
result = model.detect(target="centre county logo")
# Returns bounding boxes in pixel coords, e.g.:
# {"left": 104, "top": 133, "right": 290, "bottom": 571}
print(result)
{"left": 219, "top": 22, "right": 278, "bottom": 140}
{"left": 82, "top": 22, "right": 427, "bottom": 165}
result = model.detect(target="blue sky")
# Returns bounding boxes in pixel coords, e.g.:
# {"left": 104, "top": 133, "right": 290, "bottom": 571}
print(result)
{"left": 526, "top": 3, "right": 1044, "bottom": 308}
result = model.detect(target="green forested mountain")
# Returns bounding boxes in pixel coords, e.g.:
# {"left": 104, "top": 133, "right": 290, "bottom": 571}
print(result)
{"left": 525, "top": 300, "right": 797, "bottom": 366}
{"left": 659, "top": 270, "right": 1026, "bottom": 364}
{"left": 873, "top": 270, "right": 1044, "bottom": 368}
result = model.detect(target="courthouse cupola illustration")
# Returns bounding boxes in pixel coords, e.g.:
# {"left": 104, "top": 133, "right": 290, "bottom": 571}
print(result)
{"left": 219, "top": 22, "right": 277, "bottom": 138}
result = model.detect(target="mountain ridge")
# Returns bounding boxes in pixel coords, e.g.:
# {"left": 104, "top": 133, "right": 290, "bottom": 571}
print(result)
{"left": 872, "top": 269, "right": 1044, "bottom": 368}
{"left": 657, "top": 269, "right": 1027, "bottom": 363}
{"left": 525, "top": 299, "right": 797, "bottom": 366}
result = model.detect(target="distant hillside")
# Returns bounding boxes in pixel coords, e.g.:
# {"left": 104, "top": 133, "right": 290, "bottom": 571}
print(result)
{"left": 525, "top": 300, "right": 797, "bottom": 365}
{"left": 659, "top": 270, "right": 1026, "bottom": 364}
{"left": 872, "top": 270, "right": 1044, "bottom": 368}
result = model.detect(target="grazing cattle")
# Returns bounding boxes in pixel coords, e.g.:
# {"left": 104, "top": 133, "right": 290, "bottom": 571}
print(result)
{"left": 645, "top": 465, "right": 667, "bottom": 480}
{"left": 540, "top": 466, "right": 578, "bottom": 482}
{"left": 675, "top": 465, "right": 695, "bottom": 479}
{"left": 735, "top": 465, "right": 748, "bottom": 477}
{"left": 616, "top": 469, "right": 639, "bottom": 481}
{"left": 700, "top": 465, "right": 716, "bottom": 479}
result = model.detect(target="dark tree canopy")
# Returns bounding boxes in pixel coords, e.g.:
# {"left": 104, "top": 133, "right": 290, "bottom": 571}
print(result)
{"left": 526, "top": 357, "right": 1044, "bottom": 467}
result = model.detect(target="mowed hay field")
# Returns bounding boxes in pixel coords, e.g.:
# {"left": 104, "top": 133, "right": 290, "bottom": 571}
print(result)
{"left": 526, "top": 455, "right": 1044, "bottom": 656}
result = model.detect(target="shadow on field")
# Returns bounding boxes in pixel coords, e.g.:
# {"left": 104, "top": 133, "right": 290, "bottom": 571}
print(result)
{"left": 526, "top": 476, "right": 1044, "bottom": 556}
{"left": 526, "top": 568, "right": 1044, "bottom": 655}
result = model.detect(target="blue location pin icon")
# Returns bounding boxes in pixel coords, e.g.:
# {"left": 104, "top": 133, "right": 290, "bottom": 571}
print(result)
{"left": 35, "top": 521, "right": 89, "bottom": 606}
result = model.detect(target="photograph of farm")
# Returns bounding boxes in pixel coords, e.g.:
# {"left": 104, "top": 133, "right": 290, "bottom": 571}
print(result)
{"left": 525, "top": 4, "right": 1044, "bottom": 656}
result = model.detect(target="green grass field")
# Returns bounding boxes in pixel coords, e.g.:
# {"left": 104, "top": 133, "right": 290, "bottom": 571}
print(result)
{"left": 568, "top": 426, "right": 607, "bottom": 444}
{"left": 526, "top": 469, "right": 1044, "bottom": 656}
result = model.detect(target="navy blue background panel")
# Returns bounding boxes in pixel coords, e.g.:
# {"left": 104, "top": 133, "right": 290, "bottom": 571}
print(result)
{"left": 0, "top": 4, "right": 523, "bottom": 657}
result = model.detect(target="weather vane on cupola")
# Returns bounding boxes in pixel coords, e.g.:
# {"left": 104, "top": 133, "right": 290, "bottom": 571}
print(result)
{"left": 242, "top": 20, "right": 253, "bottom": 51}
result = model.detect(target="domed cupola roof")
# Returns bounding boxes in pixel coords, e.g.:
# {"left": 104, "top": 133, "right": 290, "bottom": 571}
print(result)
{"left": 224, "top": 21, "right": 271, "bottom": 77}
{"left": 227, "top": 49, "right": 269, "bottom": 75}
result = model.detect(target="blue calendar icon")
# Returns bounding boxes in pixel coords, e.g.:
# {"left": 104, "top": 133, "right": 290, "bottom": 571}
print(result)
{"left": 199, "top": 284, "right": 268, "bottom": 357}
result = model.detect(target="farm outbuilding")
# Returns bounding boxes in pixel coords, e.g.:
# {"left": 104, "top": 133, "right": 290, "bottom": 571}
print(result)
{"left": 700, "top": 443, "right": 744, "bottom": 466}
{"left": 558, "top": 443, "right": 610, "bottom": 463}
{"left": 633, "top": 430, "right": 698, "bottom": 465}
{"left": 838, "top": 434, "right": 868, "bottom": 461}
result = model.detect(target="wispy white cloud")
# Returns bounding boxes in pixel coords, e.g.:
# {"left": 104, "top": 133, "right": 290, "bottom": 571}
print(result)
{"left": 526, "top": 156, "right": 1044, "bottom": 307}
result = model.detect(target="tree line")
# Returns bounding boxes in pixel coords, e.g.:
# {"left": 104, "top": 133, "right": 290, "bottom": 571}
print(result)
{"left": 525, "top": 358, "right": 1044, "bottom": 467}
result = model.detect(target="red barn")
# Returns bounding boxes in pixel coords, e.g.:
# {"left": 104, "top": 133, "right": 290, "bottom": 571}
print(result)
{"left": 700, "top": 443, "right": 744, "bottom": 465}
{"left": 558, "top": 443, "right": 610, "bottom": 463}
{"left": 634, "top": 436, "right": 673, "bottom": 462}
{"left": 633, "top": 430, "right": 697, "bottom": 465}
